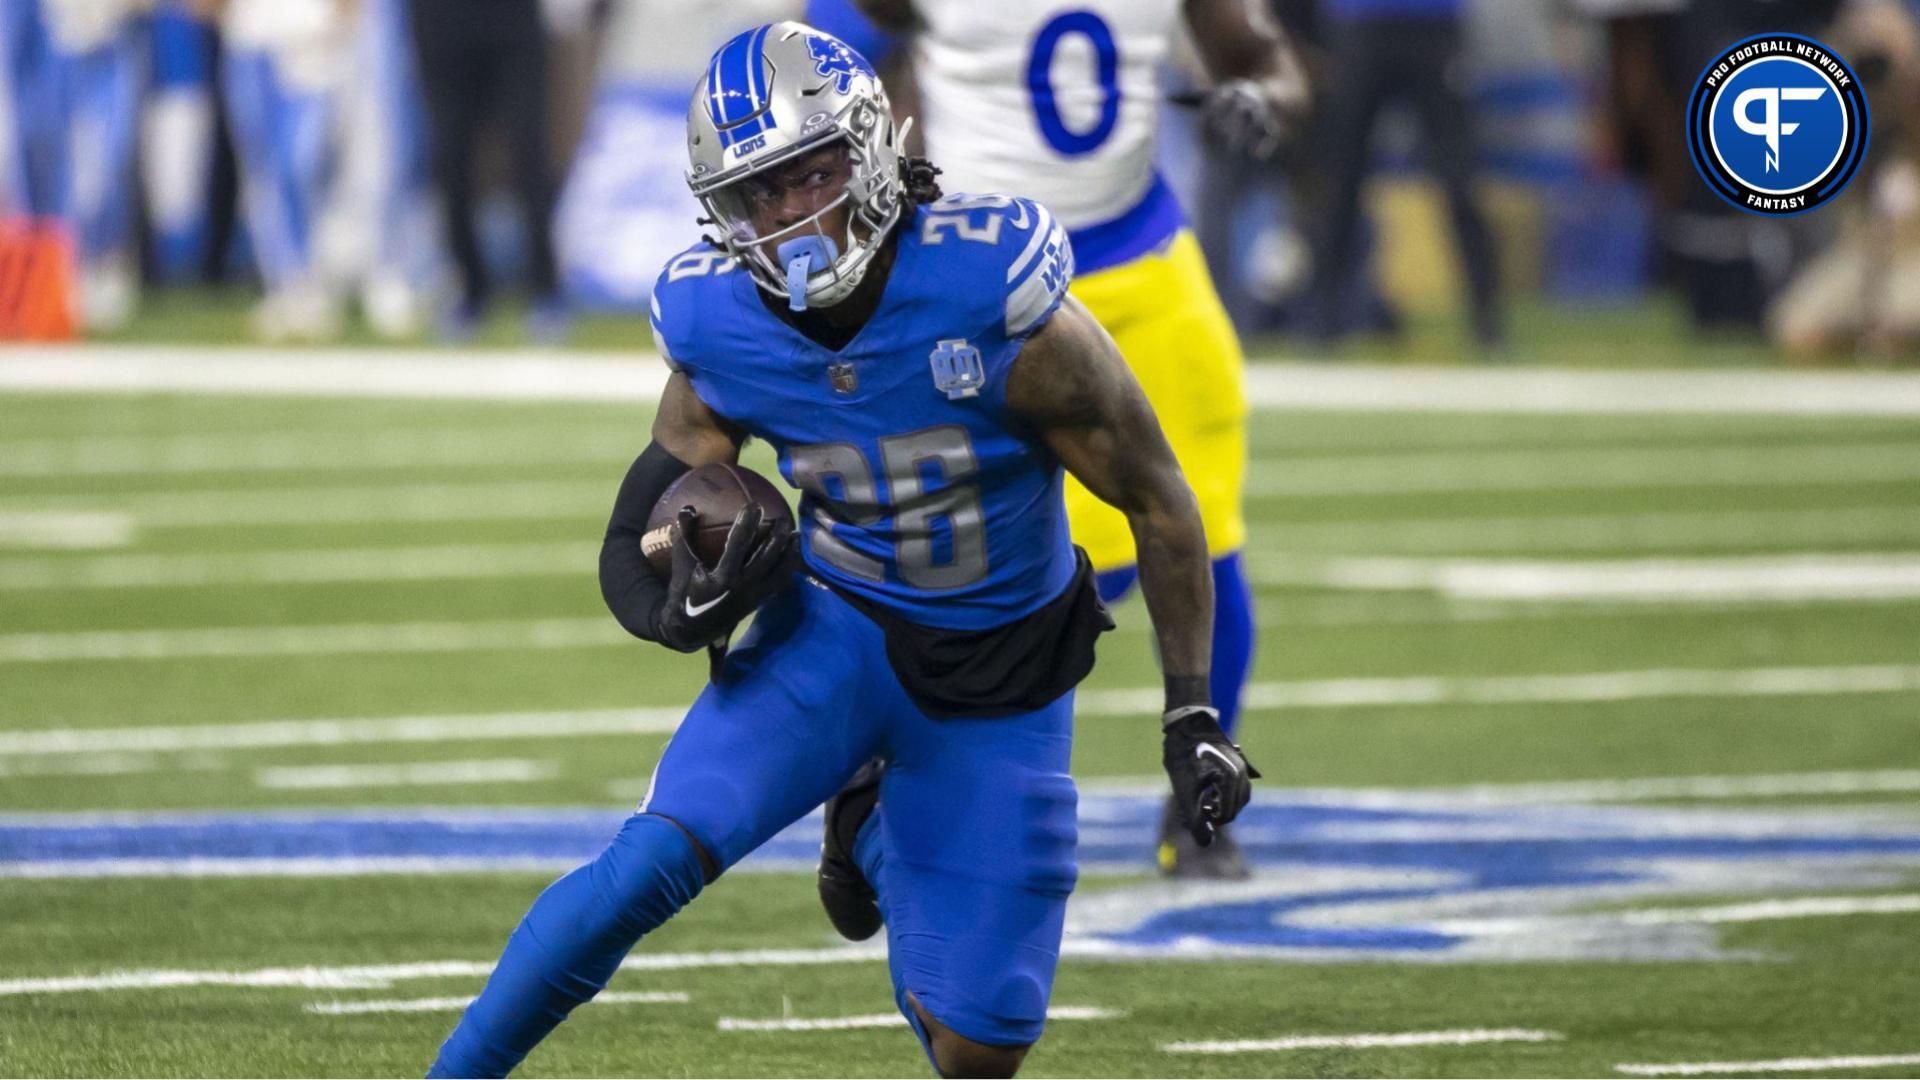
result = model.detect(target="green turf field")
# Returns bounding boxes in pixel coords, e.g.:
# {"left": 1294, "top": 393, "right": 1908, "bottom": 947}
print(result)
{"left": 3, "top": 352, "right": 1920, "bottom": 1078}
{"left": 109, "top": 286, "right": 1915, "bottom": 371}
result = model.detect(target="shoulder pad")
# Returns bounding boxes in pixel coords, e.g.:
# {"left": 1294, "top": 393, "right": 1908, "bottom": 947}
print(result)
{"left": 917, "top": 194, "right": 1074, "bottom": 339}
{"left": 649, "top": 242, "right": 740, "bottom": 371}
{"left": 1001, "top": 198, "right": 1074, "bottom": 338}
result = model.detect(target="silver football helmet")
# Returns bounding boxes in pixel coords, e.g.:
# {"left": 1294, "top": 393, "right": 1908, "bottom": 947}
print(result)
{"left": 686, "top": 22, "right": 909, "bottom": 310}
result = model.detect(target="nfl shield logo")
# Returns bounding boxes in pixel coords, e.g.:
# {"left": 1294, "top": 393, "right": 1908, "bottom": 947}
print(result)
{"left": 929, "top": 339, "right": 984, "bottom": 400}
{"left": 829, "top": 362, "right": 858, "bottom": 395}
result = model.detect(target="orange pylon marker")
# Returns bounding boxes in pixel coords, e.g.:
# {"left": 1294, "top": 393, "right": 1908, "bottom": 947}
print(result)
{"left": 0, "top": 217, "right": 77, "bottom": 341}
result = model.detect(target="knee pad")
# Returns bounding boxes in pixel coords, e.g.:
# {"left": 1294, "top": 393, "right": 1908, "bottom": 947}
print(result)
{"left": 1019, "top": 772, "right": 1079, "bottom": 900}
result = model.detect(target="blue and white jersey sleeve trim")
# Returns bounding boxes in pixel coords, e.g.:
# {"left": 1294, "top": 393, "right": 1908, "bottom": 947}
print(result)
{"left": 1005, "top": 200, "right": 1074, "bottom": 339}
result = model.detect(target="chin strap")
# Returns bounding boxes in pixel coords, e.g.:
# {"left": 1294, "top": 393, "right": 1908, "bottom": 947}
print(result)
{"left": 776, "top": 234, "right": 841, "bottom": 312}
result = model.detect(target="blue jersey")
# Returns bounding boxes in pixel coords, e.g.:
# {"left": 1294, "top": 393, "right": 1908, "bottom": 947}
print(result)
{"left": 649, "top": 194, "right": 1078, "bottom": 631}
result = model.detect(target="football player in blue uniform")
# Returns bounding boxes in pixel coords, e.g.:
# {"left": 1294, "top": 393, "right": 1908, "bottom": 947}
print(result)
{"left": 427, "top": 22, "right": 1256, "bottom": 1079}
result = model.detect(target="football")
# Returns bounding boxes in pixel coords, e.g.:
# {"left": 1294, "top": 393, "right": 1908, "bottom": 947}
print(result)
{"left": 642, "top": 462, "right": 794, "bottom": 575}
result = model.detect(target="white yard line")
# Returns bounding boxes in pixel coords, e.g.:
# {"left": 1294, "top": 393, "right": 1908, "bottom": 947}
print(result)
{"left": 0, "top": 617, "right": 626, "bottom": 664}
{"left": 1367, "top": 769, "right": 1920, "bottom": 806}
{"left": 15, "top": 542, "right": 1920, "bottom": 597}
{"left": 0, "top": 541, "right": 597, "bottom": 590}
{"left": 11, "top": 441, "right": 1912, "bottom": 530}
{"left": 0, "top": 857, "right": 583, "bottom": 879}
{"left": 0, "top": 427, "right": 633, "bottom": 478}
{"left": 1254, "top": 553, "right": 1920, "bottom": 603}
{"left": 0, "top": 511, "right": 135, "bottom": 549}
{"left": 1246, "top": 415, "right": 1905, "bottom": 455}
{"left": 0, "top": 960, "right": 501, "bottom": 994}
{"left": 718, "top": 1005, "right": 1121, "bottom": 1032}
{"left": 10, "top": 346, "right": 1920, "bottom": 415}
{"left": 1249, "top": 507, "right": 1920, "bottom": 557}
{"left": 1432, "top": 894, "right": 1920, "bottom": 937}
{"left": 0, "top": 345, "right": 668, "bottom": 402}
{"left": 0, "top": 751, "right": 229, "bottom": 779}
{"left": 253, "top": 758, "right": 558, "bottom": 791}
{"left": 1240, "top": 365, "right": 1920, "bottom": 416}
{"left": 622, "top": 946, "right": 889, "bottom": 972}
{"left": 1615, "top": 893, "right": 1920, "bottom": 925}
{"left": 1076, "top": 664, "right": 1920, "bottom": 716}
{"left": 5, "top": 664, "right": 1917, "bottom": 769}
{"left": 0, "top": 948, "right": 888, "bottom": 996}
{"left": 0, "top": 706, "right": 683, "bottom": 756}
{"left": 307, "top": 990, "right": 688, "bottom": 1015}
{"left": 1076, "top": 768, "right": 1920, "bottom": 806}
{"left": 1164, "top": 1028, "right": 1565, "bottom": 1054}
{"left": 0, "top": 481, "right": 610, "bottom": 529}
{"left": 1616, "top": 1053, "right": 1920, "bottom": 1076}
{"left": 1245, "top": 441, "right": 1920, "bottom": 496}
{"left": 1100, "top": 594, "right": 1920, "bottom": 637}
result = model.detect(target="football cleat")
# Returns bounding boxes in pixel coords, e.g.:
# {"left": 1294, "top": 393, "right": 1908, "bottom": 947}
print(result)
{"left": 817, "top": 759, "right": 885, "bottom": 941}
{"left": 1157, "top": 796, "right": 1252, "bottom": 880}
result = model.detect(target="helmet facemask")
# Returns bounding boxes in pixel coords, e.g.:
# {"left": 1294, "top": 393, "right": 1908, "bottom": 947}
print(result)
{"left": 692, "top": 98, "right": 906, "bottom": 311}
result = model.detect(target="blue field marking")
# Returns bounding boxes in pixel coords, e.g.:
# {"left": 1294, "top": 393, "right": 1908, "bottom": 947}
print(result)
{"left": 0, "top": 808, "right": 619, "bottom": 865}
{"left": 6, "top": 796, "right": 1920, "bottom": 961}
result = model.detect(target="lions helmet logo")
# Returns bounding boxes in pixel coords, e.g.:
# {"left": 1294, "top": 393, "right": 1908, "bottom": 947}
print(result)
{"left": 806, "top": 34, "right": 874, "bottom": 95}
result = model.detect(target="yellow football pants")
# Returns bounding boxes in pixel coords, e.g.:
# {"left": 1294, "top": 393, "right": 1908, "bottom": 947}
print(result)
{"left": 1063, "top": 230, "right": 1249, "bottom": 571}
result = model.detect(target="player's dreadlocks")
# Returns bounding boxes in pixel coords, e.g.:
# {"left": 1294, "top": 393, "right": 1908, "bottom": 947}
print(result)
{"left": 902, "top": 156, "right": 943, "bottom": 204}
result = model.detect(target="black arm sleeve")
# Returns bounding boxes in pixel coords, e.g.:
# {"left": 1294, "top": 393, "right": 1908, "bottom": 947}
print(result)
{"left": 599, "top": 441, "right": 694, "bottom": 643}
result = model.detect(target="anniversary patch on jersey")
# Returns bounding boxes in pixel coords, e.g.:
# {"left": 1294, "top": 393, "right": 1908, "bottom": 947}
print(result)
{"left": 1686, "top": 33, "right": 1870, "bottom": 216}
{"left": 930, "top": 338, "right": 985, "bottom": 400}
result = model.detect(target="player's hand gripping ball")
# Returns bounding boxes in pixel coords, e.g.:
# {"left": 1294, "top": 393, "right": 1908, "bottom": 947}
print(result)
{"left": 645, "top": 464, "right": 798, "bottom": 653}
{"left": 643, "top": 463, "right": 793, "bottom": 573}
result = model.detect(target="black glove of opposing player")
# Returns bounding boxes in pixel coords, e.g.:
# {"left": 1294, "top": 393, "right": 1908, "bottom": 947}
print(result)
{"left": 654, "top": 504, "right": 796, "bottom": 653}
{"left": 1200, "top": 78, "right": 1287, "bottom": 161}
{"left": 1162, "top": 705, "right": 1261, "bottom": 847}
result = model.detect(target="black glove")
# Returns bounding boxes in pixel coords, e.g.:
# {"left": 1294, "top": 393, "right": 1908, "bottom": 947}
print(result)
{"left": 1199, "top": 78, "right": 1287, "bottom": 160}
{"left": 654, "top": 503, "right": 796, "bottom": 653}
{"left": 1162, "top": 705, "right": 1260, "bottom": 847}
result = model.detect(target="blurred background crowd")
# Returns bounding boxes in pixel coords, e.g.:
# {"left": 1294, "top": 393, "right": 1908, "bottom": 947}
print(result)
{"left": 1, "top": 0, "right": 1916, "bottom": 361}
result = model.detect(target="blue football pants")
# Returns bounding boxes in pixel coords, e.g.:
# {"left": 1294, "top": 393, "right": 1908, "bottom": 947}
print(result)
{"left": 429, "top": 578, "right": 1078, "bottom": 1076}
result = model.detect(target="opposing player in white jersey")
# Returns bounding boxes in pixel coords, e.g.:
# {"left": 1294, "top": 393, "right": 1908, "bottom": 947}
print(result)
{"left": 829, "top": 0, "right": 1305, "bottom": 876}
